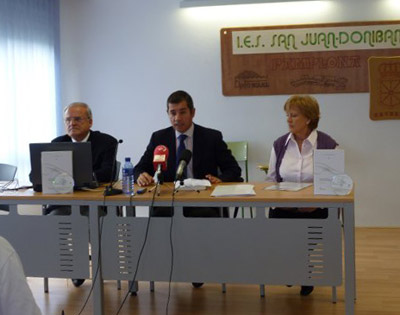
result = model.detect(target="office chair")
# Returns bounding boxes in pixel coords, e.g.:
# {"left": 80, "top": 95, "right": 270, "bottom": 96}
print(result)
{"left": 0, "top": 163, "right": 18, "bottom": 212}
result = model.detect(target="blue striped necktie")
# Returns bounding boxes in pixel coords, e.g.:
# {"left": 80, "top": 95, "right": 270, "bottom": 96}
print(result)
{"left": 176, "top": 134, "right": 187, "bottom": 178}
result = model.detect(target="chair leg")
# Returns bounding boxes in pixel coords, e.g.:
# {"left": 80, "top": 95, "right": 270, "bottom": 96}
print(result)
{"left": 221, "top": 283, "right": 226, "bottom": 293}
{"left": 331, "top": 286, "right": 337, "bottom": 303}
{"left": 117, "top": 280, "right": 121, "bottom": 290}
{"left": 150, "top": 281, "right": 155, "bottom": 292}
{"left": 259, "top": 284, "right": 265, "bottom": 297}
{"left": 44, "top": 277, "right": 49, "bottom": 293}
{"left": 129, "top": 280, "right": 138, "bottom": 295}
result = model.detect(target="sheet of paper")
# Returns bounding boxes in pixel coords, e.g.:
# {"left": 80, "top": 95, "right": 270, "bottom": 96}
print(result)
{"left": 265, "top": 182, "right": 312, "bottom": 192}
{"left": 211, "top": 184, "right": 255, "bottom": 197}
{"left": 314, "top": 149, "right": 345, "bottom": 195}
{"left": 175, "top": 178, "right": 211, "bottom": 191}
{"left": 41, "top": 151, "right": 73, "bottom": 194}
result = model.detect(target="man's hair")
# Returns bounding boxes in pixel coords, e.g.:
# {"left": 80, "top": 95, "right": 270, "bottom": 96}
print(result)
{"left": 63, "top": 102, "right": 93, "bottom": 120}
{"left": 284, "top": 95, "right": 320, "bottom": 131}
{"left": 166, "top": 90, "right": 194, "bottom": 112}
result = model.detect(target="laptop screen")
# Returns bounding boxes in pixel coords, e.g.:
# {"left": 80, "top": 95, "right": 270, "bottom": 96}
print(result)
{"left": 29, "top": 142, "right": 94, "bottom": 192}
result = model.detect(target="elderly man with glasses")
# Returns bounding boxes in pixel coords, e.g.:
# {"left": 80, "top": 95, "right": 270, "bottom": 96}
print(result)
{"left": 53, "top": 102, "right": 118, "bottom": 183}
{"left": 46, "top": 102, "right": 118, "bottom": 288}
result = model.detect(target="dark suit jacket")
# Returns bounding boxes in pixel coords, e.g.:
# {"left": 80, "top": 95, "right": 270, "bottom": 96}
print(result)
{"left": 52, "top": 130, "right": 117, "bottom": 183}
{"left": 134, "top": 124, "right": 242, "bottom": 182}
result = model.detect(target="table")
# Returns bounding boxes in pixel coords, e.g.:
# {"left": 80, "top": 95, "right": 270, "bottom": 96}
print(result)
{"left": 0, "top": 183, "right": 355, "bottom": 315}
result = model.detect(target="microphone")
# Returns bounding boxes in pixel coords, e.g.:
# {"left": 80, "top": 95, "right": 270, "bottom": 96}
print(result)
{"left": 175, "top": 149, "right": 192, "bottom": 183}
{"left": 104, "top": 139, "right": 123, "bottom": 196}
{"left": 153, "top": 145, "right": 169, "bottom": 184}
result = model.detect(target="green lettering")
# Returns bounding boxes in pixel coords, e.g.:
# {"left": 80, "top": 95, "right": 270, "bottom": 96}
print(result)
{"left": 383, "top": 29, "right": 399, "bottom": 46}
{"left": 300, "top": 33, "right": 310, "bottom": 46}
{"left": 271, "top": 34, "right": 277, "bottom": 47}
{"left": 327, "top": 32, "right": 338, "bottom": 49}
{"left": 288, "top": 34, "right": 297, "bottom": 50}
{"left": 376, "top": 30, "right": 383, "bottom": 43}
{"left": 244, "top": 36, "right": 251, "bottom": 48}
{"left": 363, "top": 31, "right": 374, "bottom": 48}
{"left": 277, "top": 34, "right": 287, "bottom": 50}
{"left": 395, "top": 30, "right": 400, "bottom": 45}
{"left": 317, "top": 33, "right": 327, "bottom": 48}
{"left": 350, "top": 31, "right": 362, "bottom": 44}
{"left": 309, "top": 33, "right": 318, "bottom": 46}
{"left": 339, "top": 32, "right": 349, "bottom": 45}
{"left": 255, "top": 35, "right": 261, "bottom": 48}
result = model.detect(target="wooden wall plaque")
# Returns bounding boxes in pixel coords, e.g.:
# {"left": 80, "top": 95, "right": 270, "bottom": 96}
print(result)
{"left": 369, "top": 56, "right": 400, "bottom": 120}
{"left": 221, "top": 21, "right": 400, "bottom": 96}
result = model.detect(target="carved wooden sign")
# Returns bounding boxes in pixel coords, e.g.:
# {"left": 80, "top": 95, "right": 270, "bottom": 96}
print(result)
{"left": 220, "top": 21, "right": 400, "bottom": 96}
{"left": 369, "top": 56, "right": 400, "bottom": 120}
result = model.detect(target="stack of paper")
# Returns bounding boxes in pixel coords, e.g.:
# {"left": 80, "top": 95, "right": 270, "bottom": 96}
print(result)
{"left": 265, "top": 182, "right": 312, "bottom": 192}
{"left": 41, "top": 151, "right": 74, "bottom": 194}
{"left": 314, "top": 149, "right": 345, "bottom": 195}
{"left": 175, "top": 179, "right": 211, "bottom": 191}
{"left": 211, "top": 184, "right": 256, "bottom": 197}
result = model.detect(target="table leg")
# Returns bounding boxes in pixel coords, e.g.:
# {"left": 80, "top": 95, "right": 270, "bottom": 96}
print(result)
{"left": 89, "top": 204, "right": 104, "bottom": 315}
{"left": 343, "top": 203, "right": 355, "bottom": 315}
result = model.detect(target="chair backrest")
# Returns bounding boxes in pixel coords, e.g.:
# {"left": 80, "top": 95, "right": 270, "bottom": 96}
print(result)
{"left": 114, "top": 161, "right": 121, "bottom": 182}
{"left": 226, "top": 141, "right": 248, "bottom": 182}
{"left": 0, "top": 163, "right": 17, "bottom": 181}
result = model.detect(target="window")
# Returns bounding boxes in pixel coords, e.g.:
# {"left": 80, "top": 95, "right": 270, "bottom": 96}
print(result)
{"left": 0, "top": 0, "right": 60, "bottom": 184}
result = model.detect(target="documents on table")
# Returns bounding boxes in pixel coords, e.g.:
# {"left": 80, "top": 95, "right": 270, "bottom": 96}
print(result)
{"left": 175, "top": 178, "right": 211, "bottom": 191}
{"left": 314, "top": 149, "right": 345, "bottom": 195}
{"left": 264, "top": 182, "right": 312, "bottom": 192}
{"left": 211, "top": 184, "right": 255, "bottom": 197}
{"left": 41, "top": 151, "right": 74, "bottom": 194}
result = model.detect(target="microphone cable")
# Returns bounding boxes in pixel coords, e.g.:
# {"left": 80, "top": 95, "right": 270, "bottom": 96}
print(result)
{"left": 78, "top": 139, "right": 123, "bottom": 313}
{"left": 76, "top": 194, "right": 107, "bottom": 315}
{"left": 165, "top": 182, "right": 178, "bottom": 315}
{"left": 114, "top": 183, "right": 158, "bottom": 315}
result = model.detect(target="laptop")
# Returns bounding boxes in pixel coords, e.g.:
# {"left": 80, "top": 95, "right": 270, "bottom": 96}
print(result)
{"left": 29, "top": 142, "right": 96, "bottom": 192}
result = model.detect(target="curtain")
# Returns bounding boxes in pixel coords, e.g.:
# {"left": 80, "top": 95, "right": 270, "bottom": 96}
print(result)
{"left": 0, "top": 0, "right": 59, "bottom": 185}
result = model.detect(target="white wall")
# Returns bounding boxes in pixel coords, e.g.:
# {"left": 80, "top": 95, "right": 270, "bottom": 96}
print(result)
{"left": 59, "top": 0, "right": 400, "bottom": 227}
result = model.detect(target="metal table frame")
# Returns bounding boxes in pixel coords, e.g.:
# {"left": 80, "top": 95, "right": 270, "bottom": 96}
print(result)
{"left": 0, "top": 183, "right": 355, "bottom": 315}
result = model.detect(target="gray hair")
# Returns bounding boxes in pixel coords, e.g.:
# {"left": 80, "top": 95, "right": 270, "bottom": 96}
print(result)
{"left": 63, "top": 102, "right": 93, "bottom": 120}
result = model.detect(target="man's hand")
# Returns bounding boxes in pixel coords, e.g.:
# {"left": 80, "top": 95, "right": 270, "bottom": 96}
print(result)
{"left": 137, "top": 172, "right": 154, "bottom": 187}
{"left": 205, "top": 174, "right": 222, "bottom": 184}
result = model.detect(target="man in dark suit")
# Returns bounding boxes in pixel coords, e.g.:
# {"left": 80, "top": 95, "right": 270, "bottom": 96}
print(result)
{"left": 52, "top": 102, "right": 117, "bottom": 183}
{"left": 47, "top": 102, "right": 117, "bottom": 288}
{"left": 134, "top": 90, "right": 242, "bottom": 216}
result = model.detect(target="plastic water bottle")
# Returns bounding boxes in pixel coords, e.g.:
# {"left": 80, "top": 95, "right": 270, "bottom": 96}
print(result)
{"left": 122, "top": 157, "right": 134, "bottom": 195}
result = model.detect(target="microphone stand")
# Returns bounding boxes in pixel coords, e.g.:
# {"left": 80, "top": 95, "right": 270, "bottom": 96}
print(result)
{"left": 104, "top": 139, "right": 123, "bottom": 196}
{"left": 155, "top": 164, "right": 164, "bottom": 196}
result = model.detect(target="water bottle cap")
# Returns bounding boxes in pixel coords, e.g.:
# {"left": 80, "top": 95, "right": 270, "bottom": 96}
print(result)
{"left": 125, "top": 157, "right": 131, "bottom": 162}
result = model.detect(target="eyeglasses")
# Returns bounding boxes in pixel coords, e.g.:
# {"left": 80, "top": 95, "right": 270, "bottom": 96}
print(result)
{"left": 64, "top": 117, "right": 89, "bottom": 124}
